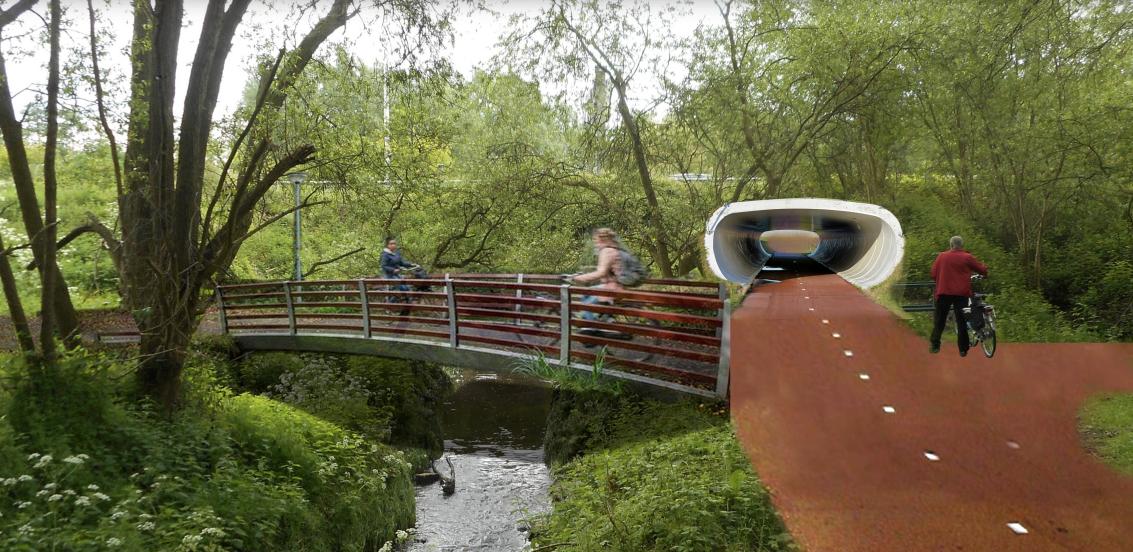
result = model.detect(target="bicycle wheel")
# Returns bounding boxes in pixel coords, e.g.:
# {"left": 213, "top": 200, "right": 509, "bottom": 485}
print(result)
{"left": 980, "top": 313, "right": 997, "bottom": 358}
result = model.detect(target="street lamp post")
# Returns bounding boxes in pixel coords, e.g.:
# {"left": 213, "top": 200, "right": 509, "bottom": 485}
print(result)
{"left": 288, "top": 171, "right": 308, "bottom": 281}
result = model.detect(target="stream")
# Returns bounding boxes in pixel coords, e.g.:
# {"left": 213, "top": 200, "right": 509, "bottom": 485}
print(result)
{"left": 407, "top": 369, "right": 553, "bottom": 552}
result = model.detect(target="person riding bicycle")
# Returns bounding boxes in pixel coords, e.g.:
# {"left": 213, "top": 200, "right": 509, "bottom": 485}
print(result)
{"left": 567, "top": 228, "right": 625, "bottom": 325}
{"left": 929, "top": 235, "right": 988, "bottom": 357}
{"left": 380, "top": 237, "right": 420, "bottom": 292}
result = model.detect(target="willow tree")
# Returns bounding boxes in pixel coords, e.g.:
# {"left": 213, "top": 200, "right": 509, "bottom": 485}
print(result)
{"left": 502, "top": 0, "right": 680, "bottom": 276}
{"left": 108, "top": 0, "right": 449, "bottom": 408}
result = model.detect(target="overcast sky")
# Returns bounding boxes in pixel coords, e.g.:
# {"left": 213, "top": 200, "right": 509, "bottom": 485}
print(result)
{"left": 5, "top": 0, "right": 720, "bottom": 125}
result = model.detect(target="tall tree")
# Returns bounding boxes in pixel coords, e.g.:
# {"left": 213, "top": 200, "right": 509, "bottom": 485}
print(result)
{"left": 98, "top": 0, "right": 448, "bottom": 409}
{"left": 503, "top": 0, "right": 678, "bottom": 276}
{"left": 0, "top": 0, "right": 81, "bottom": 347}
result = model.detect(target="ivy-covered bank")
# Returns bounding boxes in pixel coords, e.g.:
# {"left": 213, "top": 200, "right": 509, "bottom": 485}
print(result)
{"left": 0, "top": 339, "right": 450, "bottom": 551}
{"left": 534, "top": 388, "right": 795, "bottom": 552}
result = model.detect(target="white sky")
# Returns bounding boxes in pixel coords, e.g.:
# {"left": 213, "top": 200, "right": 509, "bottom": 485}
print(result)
{"left": 6, "top": 0, "right": 721, "bottom": 125}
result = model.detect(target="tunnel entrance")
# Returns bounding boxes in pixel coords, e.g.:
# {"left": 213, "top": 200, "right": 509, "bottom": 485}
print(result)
{"left": 705, "top": 199, "right": 904, "bottom": 288}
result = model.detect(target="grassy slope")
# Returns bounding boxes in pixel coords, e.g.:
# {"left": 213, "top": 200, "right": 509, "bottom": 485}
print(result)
{"left": 1079, "top": 393, "right": 1133, "bottom": 476}
{"left": 534, "top": 390, "right": 794, "bottom": 552}
{"left": 0, "top": 344, "right": 420, "bottom": 551}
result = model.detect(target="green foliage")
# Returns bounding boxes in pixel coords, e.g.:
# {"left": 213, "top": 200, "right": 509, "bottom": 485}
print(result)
{"left": 237, "top": 352, "right": 451, "bottom": 458}
{"left": 534, "top": 395, "right": 793, "bottom": 551}
{"left": 1079, "top": 393, "right": 1133, "bottom": 476}
{"left": 0, "top": 350, "right": 416, "bottom": 551}
{"left": 513, "top": 349, "right": 624, "bottom": 395}
{"left": 233, "top": 352, "right": 305, "bottom": 394}
{"left": 887, "top": 191, "right": 1096, "bottom": 342}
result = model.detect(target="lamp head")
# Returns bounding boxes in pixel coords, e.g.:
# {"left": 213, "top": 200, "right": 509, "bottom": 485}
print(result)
{"left": 287, "top": 171, "right": 308, "bottom": 185}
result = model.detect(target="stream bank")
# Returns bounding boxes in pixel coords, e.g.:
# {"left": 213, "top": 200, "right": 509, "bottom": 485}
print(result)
{"left": 408, "top": 369, "right": 553, "bottom": 552}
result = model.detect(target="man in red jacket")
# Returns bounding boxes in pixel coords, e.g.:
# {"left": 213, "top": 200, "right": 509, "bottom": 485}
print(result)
{"left": 929, "top": 236, "right": 989, "bottom": 356}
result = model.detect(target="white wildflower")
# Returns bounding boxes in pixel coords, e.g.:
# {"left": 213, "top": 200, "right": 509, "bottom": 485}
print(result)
{"left": 86, "top": 484, "right": 100, "bottom": 491}
{"left": 2, "top": 478, "right": 14, "bottom": 486}
{"left": 27, "top": 453, "right": 40, "bottom": 461}
{"left": 63, "top": 489, "right": 76, "bottom": 497}
{"left": 200, "top": 527, "right": 225, "bottom": 537}
{"left": 106, "top": 537, "right": 123, "bottom": 547}
{"left": 77, "top": 454, "right": 89, "bottom": 461}
{"left": 74, "top": 496, "right": 92, "bottom": 507}
{"left": 17, "top": 523, "right": 32, "bottom": 535}
{"left": 62, "top": 456, "right": 84, "bottom": 465}
{"left": 44, "top": 483, "right": 57, "bottom": 491}
{"left": 139, "top": 513, "right": 153, "bottom": 520}
{"left": 111, "top": 511, "right": 127, "bottom": 521}
{"left": 16, "top": 501, "right": 30, "bottom": 509}
{"left": 136, "top": 521, "right": 155, "bottom": 531}
{"left": 47, "top": 494, "right": 63, "bottom": 502}
{"left": 94, "top": 492, "right": 110, "bottom": 501}
{"left": 36, "top": 490, "right": 49, "bottom": 497}
{"left": 17, "top": 475, "right": 32, "bottom": 482}
{"left": 33, "top": 455, "right": 52, "bottom": 469}
{"left": 396, "top": 529, "right": 409, "bottom": 540}
{"left": 182, "top": 534, "right": 203, "bottom": 545}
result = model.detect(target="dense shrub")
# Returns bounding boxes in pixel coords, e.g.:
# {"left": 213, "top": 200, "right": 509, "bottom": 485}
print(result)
{"left": 535, "top": 391, "right": 792, "bottom": 551}
{"left": 886, "top": 193, "right": 1096, "bottom": 342}
{"left": 240, "top": 353, "right": 451, "bottom": 459}
{"left": 0, "top": 351, "right": 416, "bottom": 551}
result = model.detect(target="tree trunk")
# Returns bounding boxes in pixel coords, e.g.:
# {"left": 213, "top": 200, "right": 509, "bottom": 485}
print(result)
{"left": 0, "top": 31, "right": 80, "bottom": 346}
{"left": 39, "top": 0, "right": 61, "bottom": 361}
{"left": 612, "top": 80, "right": 674, "bottom": 277}
{"left": 0, "top": 244, "right": 34, "bottom": 354}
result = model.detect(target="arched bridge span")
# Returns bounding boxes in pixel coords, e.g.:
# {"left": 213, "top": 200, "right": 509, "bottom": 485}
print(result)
{"left": 217, "top": 274, "right": 730, "bottom": 399}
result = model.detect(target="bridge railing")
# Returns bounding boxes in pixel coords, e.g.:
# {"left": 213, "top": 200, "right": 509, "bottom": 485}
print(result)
{"left": 217, "top": 275, "right": 730, "bottom": 397}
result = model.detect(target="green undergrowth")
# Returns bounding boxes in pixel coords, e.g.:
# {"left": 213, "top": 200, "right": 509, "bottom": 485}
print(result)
{"left": 512, "top": 350, "right": 624, "bottom": 395}
{"left": 0, "top": 342, "right": 420, "bottom": 551}
{"left": 885, "top": 194, "right": 1096, "bottom": 343}
{"left": 533, "top": 389, "right": 794, "bottom": 551}
{"left": 230, "top": 351, "right": 451, "bottom": 470}
{"left": 1079, "top": 393, "right": 1133, "bottom": 476}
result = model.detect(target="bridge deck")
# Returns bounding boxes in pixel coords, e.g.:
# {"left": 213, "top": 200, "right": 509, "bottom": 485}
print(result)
{"left": 218, "top": 275, "right": 730, "bottom": 398}
{"left": 731, "top": 258, "right": 1133, "bottom": 550}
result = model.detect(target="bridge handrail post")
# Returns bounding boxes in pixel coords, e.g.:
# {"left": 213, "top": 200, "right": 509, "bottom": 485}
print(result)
{"left": 514, "top": 273, "right": 524, "bottom": 325}
{"left": 216, "top": 285, "right": 229, "bottom": 335}
{"left": 446, "top": 276, "right": 459, "bottom": 348}
{"left": 284, "top": 282, "right": 296, "bottom": 336}
{"left": 716, "top": 282, "right": 728, "bottom": 338}
{"left": 358, "top": 280, "right": 371, "bottom": 339}
{"left": 559, "top": 284, "right": 571, "bottom": 366}
{"left": 715, "top": 296, "right": 731, "bottom": 399}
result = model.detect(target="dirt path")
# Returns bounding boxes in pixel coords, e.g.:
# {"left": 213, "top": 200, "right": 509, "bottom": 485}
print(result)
{"left": 730, "top": 266, "right": 1133, "bottom": 551}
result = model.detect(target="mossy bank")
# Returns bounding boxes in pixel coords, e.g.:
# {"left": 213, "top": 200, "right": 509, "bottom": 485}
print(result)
{"left": 534, "top": 387, "right": 795, "bottom": 551}
{"left": 0, "top": 338, "right": 450, "bottom": 551}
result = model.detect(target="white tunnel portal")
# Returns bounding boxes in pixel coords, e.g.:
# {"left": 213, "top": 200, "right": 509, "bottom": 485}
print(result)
{"left": 705, "top": 198, "right": 904, "bottom": 289}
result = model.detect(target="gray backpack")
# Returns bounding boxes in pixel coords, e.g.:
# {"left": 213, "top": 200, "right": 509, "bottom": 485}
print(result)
{"left": 613, "top": 248, "right": 648, "bottom": 287}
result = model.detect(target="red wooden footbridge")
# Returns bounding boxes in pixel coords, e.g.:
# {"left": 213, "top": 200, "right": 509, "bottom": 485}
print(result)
{"left": 215, "top": 274, "right": 731, "bottom": 398}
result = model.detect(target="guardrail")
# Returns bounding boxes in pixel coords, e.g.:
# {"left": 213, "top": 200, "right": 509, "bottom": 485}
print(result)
{"left": 894, "top": 281, "right": 935, "bottom": 312}
{"left": 217, "top": 274, "right": 730, "bottom": 397}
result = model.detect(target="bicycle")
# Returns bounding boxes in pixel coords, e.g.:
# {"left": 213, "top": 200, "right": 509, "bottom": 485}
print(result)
{"left": 513, "top": 274, "right": 662, "bottom": 362}
{"left": 963, "top": 275, "right": 997, "bottom": 358}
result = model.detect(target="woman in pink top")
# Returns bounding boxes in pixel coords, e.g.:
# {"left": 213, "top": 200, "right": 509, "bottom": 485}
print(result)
{"left": 571, "top": 228, "right": 624, "bottom": 322}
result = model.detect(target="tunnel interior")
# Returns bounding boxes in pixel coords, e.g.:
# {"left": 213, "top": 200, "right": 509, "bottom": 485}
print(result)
{"left": 705, "top": 199, "right": 904, "bottom": 289}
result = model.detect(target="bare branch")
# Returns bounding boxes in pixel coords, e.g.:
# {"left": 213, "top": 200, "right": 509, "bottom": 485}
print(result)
{"left": 303, "top": 246, "right": 366, "bottom": 279}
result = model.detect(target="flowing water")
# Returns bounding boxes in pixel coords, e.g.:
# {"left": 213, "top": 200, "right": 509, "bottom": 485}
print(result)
{"left": 407, "top": 369, "right": 553, "bottom": 552}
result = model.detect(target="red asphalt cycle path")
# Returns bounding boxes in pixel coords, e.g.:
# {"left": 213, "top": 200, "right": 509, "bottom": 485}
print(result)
{"left": 729, "top": 267, "right": 1133, "bottom": 551}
